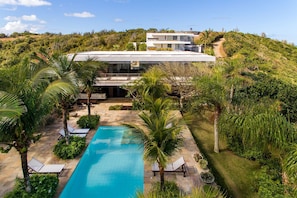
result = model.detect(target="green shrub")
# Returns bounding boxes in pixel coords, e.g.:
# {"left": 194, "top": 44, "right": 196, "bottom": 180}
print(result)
{"left": 146, "top": 181, "right": 181, "bottom": 198}
{"left": 77, "top": 115, "right": 100, "bottom": 129}
{"left": 199, "top": 159, "right": 208, "bottom": 170}
{"left": 4, "top": 175, "right": 58, "bottom": 198}
{"left": 53, "top": 136, "right": 86, "bottom": 159}
{"left": 109, "top": 105, "right": 123, "bottom": 110}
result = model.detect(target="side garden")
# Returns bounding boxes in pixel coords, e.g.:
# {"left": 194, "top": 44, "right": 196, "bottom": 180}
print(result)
{"left": 189, "top": 115, "right": 260, "bottom": 198}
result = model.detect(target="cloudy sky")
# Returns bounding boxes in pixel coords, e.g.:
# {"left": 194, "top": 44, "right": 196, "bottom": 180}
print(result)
{"left": 0, "top": 0, "right": 296, "bottom": 44}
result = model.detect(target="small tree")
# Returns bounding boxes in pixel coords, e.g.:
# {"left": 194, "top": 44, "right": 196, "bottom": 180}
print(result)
{"left": 125, "top": 95, "right": 183, "bottom": 190}
{"left": 124, "top": 66, "right": 170, "bottom": 110}
{"left": 48, "top": 54, "right": 79, "bottom": 145}
{"left": 73, "top": 58, "right": 106, "bottom": 118}
{"left": 0, "top": 54, "right": 75, "bottom": 192}
{"left": 193, "top": 66, "right": 228, "bottom": 153}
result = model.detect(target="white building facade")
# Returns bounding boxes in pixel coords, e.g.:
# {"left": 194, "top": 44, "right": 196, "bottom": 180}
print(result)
{"left": 146, "top": 32, "right": 201, "bottom": 52}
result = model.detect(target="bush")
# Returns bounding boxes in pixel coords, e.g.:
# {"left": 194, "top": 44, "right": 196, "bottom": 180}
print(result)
{"left": 4, "top": 175, "right": 59, "bottom": 198}
{"left": 77, "top": 115, "right": 100, "bottom": 129}
{"left": 199, "top": 159, "right": 208, "bottom": 170}
{"left": 143, "top": 181, "right": 181, "bottom": 198}
{"left": 109, "top": 105, "right": 123, "bottom": 110}
{"left": 53, "top": 136, "right": 86, "bottom": 159}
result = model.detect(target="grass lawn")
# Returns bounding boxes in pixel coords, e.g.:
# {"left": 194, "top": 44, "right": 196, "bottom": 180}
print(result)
{"left": 188, "top": 114, "right": 261, "bottom": 198}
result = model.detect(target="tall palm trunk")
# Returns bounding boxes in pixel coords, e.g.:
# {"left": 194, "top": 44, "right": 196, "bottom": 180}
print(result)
{"left": 62, "top": 106, "right": 69, "bottom": 145}
{"left": 87, "top": 91, "right": 91, "bottom": 117}
{"left": 20, "top": 151, "right": 31, "bottom": 192}
{"left": 159, "top": 164, "right": 165, "bottom": 191}
{"left": 214, "top": 107, "right": 220, "bottom": 153}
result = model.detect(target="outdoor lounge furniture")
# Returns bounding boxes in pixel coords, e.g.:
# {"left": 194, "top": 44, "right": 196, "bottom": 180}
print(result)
{"left": 58, "top": 128, "right": 87, "bottom": 139}
{"left": 28, "top": 157, "right": 65, "bottom": 176}
{"left": 58, "top": 125, "right": 90, "bottom": 139}
{"left": 67, "top": 125, "right": 90, "bottom": 134}
{"left": 152, "top": 157, "right": 187, "bottom": 177}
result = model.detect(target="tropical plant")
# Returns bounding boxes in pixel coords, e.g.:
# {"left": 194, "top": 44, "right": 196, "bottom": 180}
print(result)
{"left": 48, "top": 53, "right": 79, "bottom": 145}
{"left": 76, "top": 115, "right": 100, "bottom": 129}
{"left": 53, "top": 136, "right": 86, "bottom": 159}
{"left": 220, "top": 103, "right": 295, "bottom": 154}
{"left": 136, "top": 181, "right": 181, "bottom": 198}
{"left": 4, "top": 175, "right": 59, "bottom": 198}
{"left": 0, "top": 54, "right": 76, "bottom": 192}
{"left": 124, "top": 66, "right": 170, "bottom": 110}
{"left": 187, "top": 186, "right": 226, "bottom": 198}
{"left": 193, "top": 66, "right": 229, "bottom": 153}
{"left": 125, "top": 96, "right": 183, "bottom": 190}
{"left": 73, "top": 58, "right": 106, "bottom": 117}
{"left": 0, "top": 91, "right": 26, "bottom": 129}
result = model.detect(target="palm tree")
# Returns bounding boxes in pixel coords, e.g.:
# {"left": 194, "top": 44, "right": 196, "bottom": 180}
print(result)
{"left": 0, "top": 54, "right": 76, "bottom": 192}
{"left": 124, "top": 66, "right": 170, "bottom": 110}
{"left": 0, "top": 91, "right": 26, "bottom": 126}
{"left": 125, "top": 96, "right": 183, "bottom": 190}
{"left": 193, "top": 67, "right": 228, "bottom": 153}
{"left": 48, "top": 54, "right": 79, "bottom": 144}
{"left": 73, "top": 59, "right": 106, "bottom": 117}
{"left": 200, "top": 29, "right": 211, "bottom": 53}
{"left": 220, "top": 102, "right": 295, "bottom": 152}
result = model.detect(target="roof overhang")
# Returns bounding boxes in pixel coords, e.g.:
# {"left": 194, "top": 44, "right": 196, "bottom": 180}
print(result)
{"left": 67, "top": 51, "right": 216, "bottom": 63}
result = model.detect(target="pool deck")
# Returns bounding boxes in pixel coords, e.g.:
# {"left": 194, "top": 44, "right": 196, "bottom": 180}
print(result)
{"left": 0, "top": 98, "right": 207, "bottom": 197}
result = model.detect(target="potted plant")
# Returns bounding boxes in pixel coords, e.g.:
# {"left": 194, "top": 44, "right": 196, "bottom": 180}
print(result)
{"left": 199, "top": 159, "right": 208, "bottom": 170}
{"left": 193, "top": 153, "right": 203, "bottom": 162}
{"left": 200, "top": 172, "right": 215, "bottom": 184}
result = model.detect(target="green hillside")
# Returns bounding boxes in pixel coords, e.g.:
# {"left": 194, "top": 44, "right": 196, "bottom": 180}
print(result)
{"left": 222, "top": 31, "right": 297, "bottom": 84}
{"left": 1, "top": 29, "right": 297, "bottom": 88}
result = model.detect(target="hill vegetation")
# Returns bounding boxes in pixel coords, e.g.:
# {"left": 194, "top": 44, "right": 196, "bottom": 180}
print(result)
{"left": 1, "top": 29, "right": 296, "bottom": 82}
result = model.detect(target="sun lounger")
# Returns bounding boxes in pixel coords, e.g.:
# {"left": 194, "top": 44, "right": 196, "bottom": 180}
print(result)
{"left": 28, "top": 157, "right": 65, "bottom": 177}
{"left": 58, "top": 128, "right": 87, "bottom": 139}
{"left": 152, "top": 157, "right": 187, "bottom": 177}
{"left": 67, "top": 125, "right": 90, "bottom": 134}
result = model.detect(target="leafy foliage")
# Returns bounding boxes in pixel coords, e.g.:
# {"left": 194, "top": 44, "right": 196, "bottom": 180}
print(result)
{"left": 136, "top": 181, "right": 181, "bottom": 198}
{"left": 76, "top": 115, "right": 100, "bottom": 129}
{"left": 4, "top": 175, "right": 58, "bottom": 198}
{"left": 252, "top": 166, "right": 287, "bottom": 198}
{"left": 109, "top": 105, "right": 123, "bottom": 110}
{"left": 53, "top": 136, "right": 86, "bottom": 159}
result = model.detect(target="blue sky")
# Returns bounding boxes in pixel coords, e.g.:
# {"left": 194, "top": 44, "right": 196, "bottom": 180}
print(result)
{"left": 0, "top": 0, "right": 296, "bottom": 44}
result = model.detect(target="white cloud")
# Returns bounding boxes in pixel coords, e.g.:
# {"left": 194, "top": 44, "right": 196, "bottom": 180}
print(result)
{"left": 0, "top": 0, "right": 51, "bottom": 7}
{"left": 4, "top": 15, "right": 18, "bottom": 21}
{"left": 1, "top": 20, "right": 28, "bottom": 32}
{"left": 22, "top": 14, "right": 37, "bottom": 21}
{"left": 5, "top": 14, "right": 42, "bottom": 22}
{"left": 114, "top": 18, "right": 123, "bottom": 23}
{"left": 64, "top": 11, "right": 95, "bottom": 18}
{"left": 1, "top": 14, "right": 46, "bottom": 34}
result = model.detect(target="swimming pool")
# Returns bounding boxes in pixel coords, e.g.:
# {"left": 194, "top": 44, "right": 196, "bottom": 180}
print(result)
{"left": 60, "top": 126, "right": 144, "bottom": 198}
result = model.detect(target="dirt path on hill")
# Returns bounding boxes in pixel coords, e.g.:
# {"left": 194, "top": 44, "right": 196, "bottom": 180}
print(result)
{"left": 213, "top": 38, "right": 227, "bottom": 58}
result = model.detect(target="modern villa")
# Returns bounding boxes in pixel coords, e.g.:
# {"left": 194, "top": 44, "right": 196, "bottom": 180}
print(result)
{"left": 146, "top": 32, "right": 202, "bottom": 52}
{"left": 68, "top": 32, "right": 215, "bottom": 100}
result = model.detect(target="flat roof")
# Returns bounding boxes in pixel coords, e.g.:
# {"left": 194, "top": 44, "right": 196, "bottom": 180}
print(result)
{"left": 68, "top": 51, "right": 216, "bottom": 63}
{"left": 147, "top": 32, "right": 195, "bottom": 36}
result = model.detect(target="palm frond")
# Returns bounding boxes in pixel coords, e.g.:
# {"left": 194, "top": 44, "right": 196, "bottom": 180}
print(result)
{"left": 0, "top": 91, "right": 27, "bottom": 119}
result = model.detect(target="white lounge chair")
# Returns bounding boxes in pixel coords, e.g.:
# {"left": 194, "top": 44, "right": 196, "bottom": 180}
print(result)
{"left": 67, "top": 125, "right": 90, "bottom": 134}
{"left": 58, "top": 128, "right": 87, "bottom": 139}
{"left": 152, "top": 157, "right": 187, "bottom": 177}
{"left": 28, "top": 157, "right": 65, "bottom": 176}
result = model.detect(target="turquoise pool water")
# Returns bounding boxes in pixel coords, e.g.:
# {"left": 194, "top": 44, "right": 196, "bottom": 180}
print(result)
{"left": 60, "top": 126, "right": 144, "bottom": 198}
